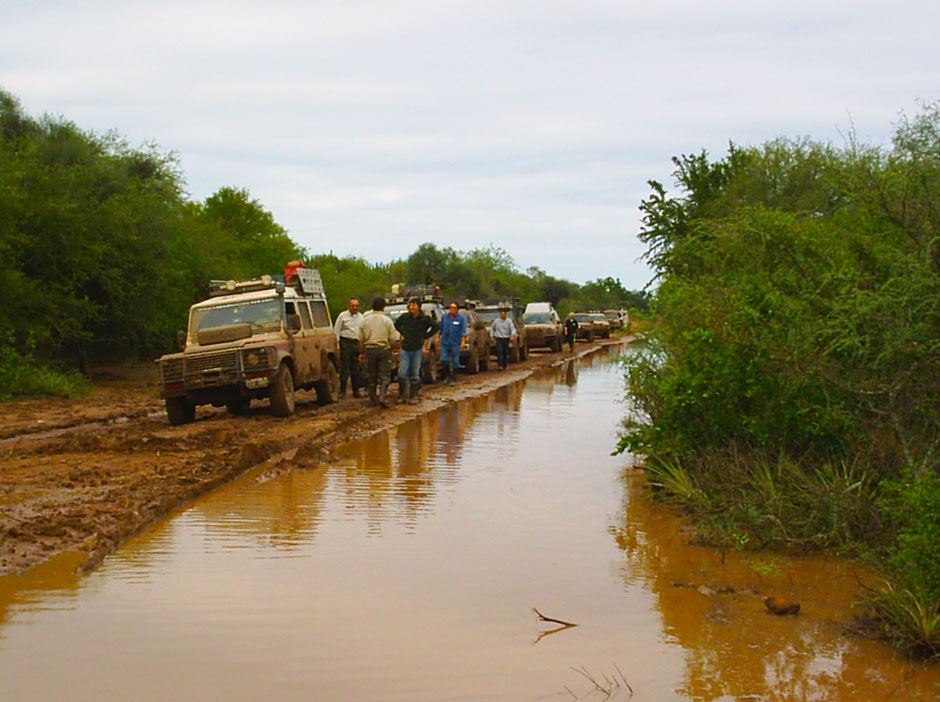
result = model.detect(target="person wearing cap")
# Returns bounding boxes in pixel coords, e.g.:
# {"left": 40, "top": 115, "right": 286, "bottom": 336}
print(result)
{"left": 491, "top": 308, "right": 517, "bottom": 370}
{"left": 358, "top": 297, "right": 400, "bottom": 407}
{"left": 333, "top": 296, "right": 364, "bottom": 397}
{"left": 438, "top": 301, "right": 467, "bottom": 383}
{"left": 563, "top": 311, "right": 579, "bottom": 353}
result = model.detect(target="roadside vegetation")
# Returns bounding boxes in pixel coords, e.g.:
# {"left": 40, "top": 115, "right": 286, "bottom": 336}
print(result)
{"left": 0, "top": 88, "right": 646, "bottom": 398}
{"left": 620, "top": 102, "right": 940, "bottom": 657}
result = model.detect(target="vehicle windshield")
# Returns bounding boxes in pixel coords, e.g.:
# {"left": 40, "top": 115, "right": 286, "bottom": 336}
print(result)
{"left": 575, "top": 314, "right": 592, "bottom": 322}
{"left": 477, "top": 310, "right": 500, "bottom": 323}
{"left": 524, "top": 313, "right": 551, "bottom": 324}
{"left": 590, "top": 314, "right": 607, "bottom": 322}
{"left": 190, "top": 298, "right": 282, "bottom": 335}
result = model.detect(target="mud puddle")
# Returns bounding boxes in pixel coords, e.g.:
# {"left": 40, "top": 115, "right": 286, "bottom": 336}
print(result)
{"left": 1, "top": 345, "right": 938, "bottom": 700}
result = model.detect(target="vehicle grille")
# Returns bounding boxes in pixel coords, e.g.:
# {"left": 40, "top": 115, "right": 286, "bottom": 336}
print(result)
{"left": 159, "top": 357, "right": 183, "bottom": 384}
{"left": 184, "top": 350, "right": 240, "bottom": 388}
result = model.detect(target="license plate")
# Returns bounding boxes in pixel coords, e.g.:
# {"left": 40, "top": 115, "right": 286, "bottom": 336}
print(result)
{"left": 245, "top": 377, "right": 268, "bottom": 389}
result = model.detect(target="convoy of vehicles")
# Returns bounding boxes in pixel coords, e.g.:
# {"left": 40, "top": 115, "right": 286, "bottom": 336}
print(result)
{"left": 158, "top": 269, "right": 618, "bottom": 424}
{"left": 156, "top": 262, "right": 340, "bottom": 425}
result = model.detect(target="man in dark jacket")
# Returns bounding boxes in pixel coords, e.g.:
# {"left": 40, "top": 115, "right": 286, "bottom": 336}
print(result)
{"left": 563, "top": 312, "right": 579, "bottom": 353}
{"left": 394, "top": 299, "right": 438, "bottom": 404}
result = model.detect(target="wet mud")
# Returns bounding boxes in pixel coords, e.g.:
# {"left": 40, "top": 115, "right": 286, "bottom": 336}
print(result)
{"left": 0, "top": 340, "right": 618, "bottom": 577}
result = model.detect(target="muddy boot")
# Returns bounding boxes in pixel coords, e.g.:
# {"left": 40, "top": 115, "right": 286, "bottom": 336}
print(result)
{"left": 398, "top": 379, "right": 410, "bottom": 404}
{"left": 408, "top": 381, "right": 421, "bottom": 404}
{"left": 378, "top": 379, "right": 390, "bottom": 408}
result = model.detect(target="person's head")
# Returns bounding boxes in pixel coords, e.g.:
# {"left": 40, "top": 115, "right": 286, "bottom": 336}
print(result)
{"left": 348, "top": 296, "right": 360, "bottom": 314}
{"left": 448, "top": 302, "right": 459, "bottom": 315}
{"left": 408, "top": 299, "right": 420, "bottom": 316}
{"left": 568, "top": 311, "right": 575, "bottom": 318}
{"left": 499, "top": 309, "right": 508, "bottom": 319}
{"left": 372, "top": 297, "right": 385, "bottom": 312}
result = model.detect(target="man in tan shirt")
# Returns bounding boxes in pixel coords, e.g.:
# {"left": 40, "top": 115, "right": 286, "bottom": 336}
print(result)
{"left": 358, "top": 297, "right": 400, "bottom": 407}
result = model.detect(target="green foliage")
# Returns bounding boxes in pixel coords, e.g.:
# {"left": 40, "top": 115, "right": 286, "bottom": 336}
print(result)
{"left": 623, "top": 102, "right": 940, "bottom": 651}
{"left": 0, "top": 334, "right": 91, "bottom": 399}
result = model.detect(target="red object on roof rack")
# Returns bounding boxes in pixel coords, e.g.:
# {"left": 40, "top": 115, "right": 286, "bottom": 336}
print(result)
{"left": 284, "top": 260, "right": 305, "bottom": 285}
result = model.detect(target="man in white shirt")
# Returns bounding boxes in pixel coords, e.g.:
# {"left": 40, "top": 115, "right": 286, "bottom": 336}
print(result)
{"left": 333, "top": 296, "right": 364, "bottom": 398}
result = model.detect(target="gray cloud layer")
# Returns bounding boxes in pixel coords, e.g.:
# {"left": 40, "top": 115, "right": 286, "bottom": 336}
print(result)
{"left": 3, "top": 0, "right": 938, "bottom": 287}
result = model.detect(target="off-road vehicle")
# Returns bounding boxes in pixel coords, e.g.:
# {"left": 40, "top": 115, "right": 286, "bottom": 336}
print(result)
{"left": 573, "top": 313, "right": 596, "bottom": 342}
{"left": 603, "top": 309, "right": 623, "bottom": 331}
{"left": 460, "top": 307, "right": 491, "bottom": 373}
{"left": 589, "top": 312, "right": 612, "bottom": 339}
{"left": 474, "top": 297, "right": 528, "bottom": 363}
{"left": 523, "top": 302, "right": 563, "bottom": 352}
{"left": 156, "top": 263, "right": 340, "bottom": 425}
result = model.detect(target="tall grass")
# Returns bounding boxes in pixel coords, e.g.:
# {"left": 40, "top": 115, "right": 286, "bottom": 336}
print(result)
{"left": 0, "top": 342, "right": 91, "bottom": 400}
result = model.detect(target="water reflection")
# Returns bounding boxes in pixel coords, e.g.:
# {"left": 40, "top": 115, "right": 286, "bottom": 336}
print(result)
{"left": 611, "top": 470, "right": 940, "bottom": 700}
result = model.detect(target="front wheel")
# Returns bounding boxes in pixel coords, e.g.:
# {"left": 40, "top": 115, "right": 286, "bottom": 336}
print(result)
{"left": 314, "top": 361, "right": 339, "bottom": 406}
{"left": 166, "top": 397, "right": 195, "bottom": 426}
{"left": 269, "top": 363, "right": 296, "bottom": 416}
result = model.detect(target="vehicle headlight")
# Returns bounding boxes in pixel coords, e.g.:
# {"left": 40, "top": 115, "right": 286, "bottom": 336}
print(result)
{"left": 243, "top": 346, "right": 276, "bottom": 369}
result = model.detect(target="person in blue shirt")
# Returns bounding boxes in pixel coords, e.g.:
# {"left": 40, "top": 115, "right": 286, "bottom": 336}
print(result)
{"left": 438, "top": 301, "right": 467, "bottom": 383}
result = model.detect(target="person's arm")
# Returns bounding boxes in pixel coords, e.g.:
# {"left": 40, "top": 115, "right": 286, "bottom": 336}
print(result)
{"left": 333, "top": 311, "right": 345, "bottom": 339}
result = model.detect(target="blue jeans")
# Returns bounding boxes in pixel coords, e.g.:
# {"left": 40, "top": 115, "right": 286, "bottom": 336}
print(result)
{"left": 440, "top": 343, "right": 461, "bottom": 372}
{"left": 398, "top": 348, "right": 423, "bottom": 383}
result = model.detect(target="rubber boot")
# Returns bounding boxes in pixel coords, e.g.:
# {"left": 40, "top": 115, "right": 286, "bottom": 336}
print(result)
{"left": 409, "top": 380, "right": 421, "bottom": 404}
{"left": 378, "top": 378, "right": 390, "bottom": 407}
{"left": 398, "top": 379, "right": 409, "bottom": 404}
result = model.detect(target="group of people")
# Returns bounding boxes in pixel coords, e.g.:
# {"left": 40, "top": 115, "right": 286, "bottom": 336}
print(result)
{"left": 332, "top": 296, "right": 523, "bottom": 408}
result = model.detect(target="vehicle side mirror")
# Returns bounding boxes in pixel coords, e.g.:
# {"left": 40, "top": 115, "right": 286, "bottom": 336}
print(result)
{"left": 176, "top": 330, "right": 186, "bottom": 351}
{"left": 287, "top": 314, "right": 302, "bottom": 332}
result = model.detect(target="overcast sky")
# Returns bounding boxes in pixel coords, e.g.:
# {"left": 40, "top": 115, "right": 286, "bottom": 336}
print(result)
{"left": 2, "top": 1, "right": 938, "bottom": 288}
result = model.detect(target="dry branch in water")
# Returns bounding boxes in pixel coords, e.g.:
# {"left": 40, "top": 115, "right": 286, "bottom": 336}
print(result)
{"left": 532, "top": 607, "right": 578, "bottom": 627}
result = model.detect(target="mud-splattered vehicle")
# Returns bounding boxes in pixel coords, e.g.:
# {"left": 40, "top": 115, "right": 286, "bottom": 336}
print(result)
{"left": 523, "top": 302, "right": 563, "bottom": 353}
{"left": 589, "top": 312, "right": 612, "bottom": 339}
{"left": 573, "top": 313, "right": 596, "bottom": 342}
{"left": 156, "top": 263, "right": 340, "bottom": 425}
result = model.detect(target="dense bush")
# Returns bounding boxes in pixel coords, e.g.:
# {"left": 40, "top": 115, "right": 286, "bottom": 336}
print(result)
{"left": 622, "top": 104, "right": 940, "bottom": 652}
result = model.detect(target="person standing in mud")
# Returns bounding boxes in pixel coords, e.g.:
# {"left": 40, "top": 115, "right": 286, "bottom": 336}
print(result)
{"left": 394, "top": 298, "right": 437, "bottom": 404}
{"left": 439, "top": 301, "right": 467, "bottom": 384}
{"left": 563, "top": 311, "right": 579, "bottom": 353}
{"left": 333, "top": 296, "right": 364, "bottom": 398}
{"left": 491, "top": 307, "right": 517, "bottom": 370}
{"left": 358, "top": 297, "right": 400, "bottom": 407}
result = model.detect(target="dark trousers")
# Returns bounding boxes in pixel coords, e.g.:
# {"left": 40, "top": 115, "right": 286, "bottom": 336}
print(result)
{"left": 364, "top": 346, "right": 391, "bottom": 401}
{"left": 565, "top": 333, "right": 575, "bottom": 352}
{"left": 495, "top": 337, "right": 511, "bottom": 368}
{"left": 339, "top": 337, "right": 363, "bottom": 394}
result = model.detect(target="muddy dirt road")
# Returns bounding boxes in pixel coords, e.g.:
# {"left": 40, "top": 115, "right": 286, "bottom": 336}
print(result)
{"left": 0, "top": 341, "right": 622, "bottom": 577}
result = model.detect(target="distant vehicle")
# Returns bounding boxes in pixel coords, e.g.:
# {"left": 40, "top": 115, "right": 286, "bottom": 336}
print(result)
{"left": 523, "top": 302, "right": 563, "bottom": 352}
{"left": 589, "top": 312, "right": 612, "bottom": 339}
{"left": 573, "top": 313, "right": 596, "bottom": 342}
{"left": 474, "top": 297, "right": 528, "bottom": 363}
{"left": 603, "top": 309, "right": 623, "bottom": 331}
{"left": 156, "top": 262, "right": 340, "bottom": 425}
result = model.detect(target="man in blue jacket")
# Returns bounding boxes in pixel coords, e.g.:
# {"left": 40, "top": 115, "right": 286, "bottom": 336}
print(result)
{"left": 439, "top": 301, "right": 467, "bottom": 384}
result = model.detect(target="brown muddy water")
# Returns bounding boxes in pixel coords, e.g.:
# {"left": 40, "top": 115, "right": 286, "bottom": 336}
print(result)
{"left": 1, "top": 345, "right": 938, "bottom": 701}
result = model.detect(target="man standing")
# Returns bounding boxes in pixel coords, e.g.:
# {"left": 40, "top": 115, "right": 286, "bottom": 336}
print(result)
{"left": 491, "top": 308, "right": 517, "bottom": 370}
{"left": 333, "top": 296, "right": 364, "bottom": 398}
{"left": 394, "top": 298, "right": 438, "bottom": 404}
{"left": 439, "top": 301, "right": 467, "bottom": 384}
{"left": 358, "top": 297, "right": 400, "bottom": 407}
{"left": 563, "top": 311, "right": 579, "bottom": 353}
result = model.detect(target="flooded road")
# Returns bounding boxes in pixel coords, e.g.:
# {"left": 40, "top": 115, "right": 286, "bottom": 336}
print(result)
{"left": 1, "top": 345, "right": 938, "bottom": 700}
